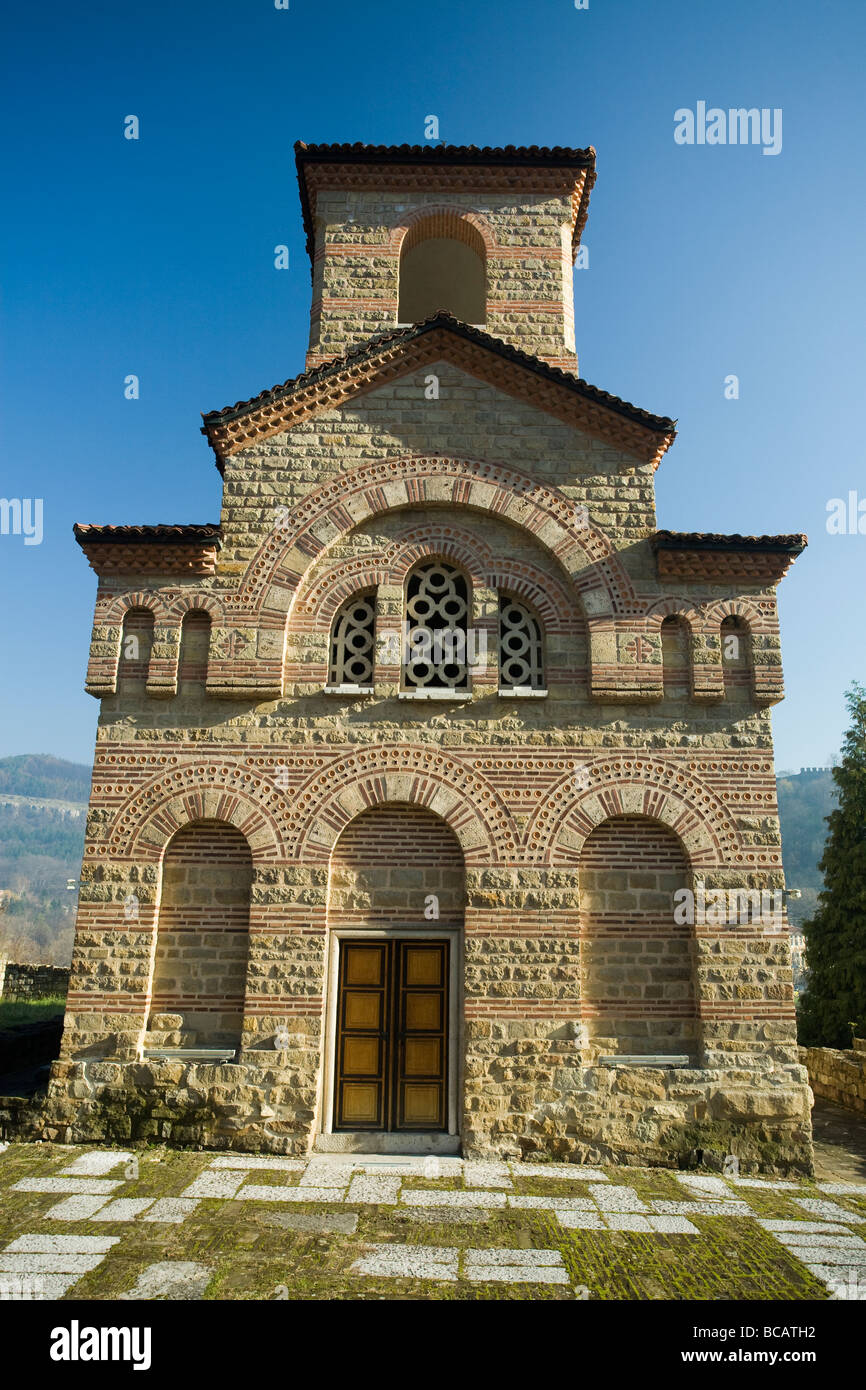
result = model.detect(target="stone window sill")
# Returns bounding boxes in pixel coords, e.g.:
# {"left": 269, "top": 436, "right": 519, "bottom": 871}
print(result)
{"left": 398, "top": 689, "right": 471, "bottom": 701}
{"left": 498, "top": 687, "right": 548, "bottom": 698}
{"left": 323, "top": 685, "right": 375, "bottom": 696}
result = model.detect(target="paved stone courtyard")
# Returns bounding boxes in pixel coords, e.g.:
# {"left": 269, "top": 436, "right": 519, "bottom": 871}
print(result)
{"left": 0, "top": 1142, "right": 864, "bottom": 1301}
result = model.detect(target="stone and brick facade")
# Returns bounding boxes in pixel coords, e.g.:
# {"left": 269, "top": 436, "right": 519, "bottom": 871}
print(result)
{"left": 42, "top": 142, "right": 812, "bottom": 1169}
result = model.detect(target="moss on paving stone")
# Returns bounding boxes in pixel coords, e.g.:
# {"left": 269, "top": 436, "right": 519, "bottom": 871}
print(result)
{"left": 553, "top": 1216, "right": 830, "bottom": 1301}
{"left": 0, "top": 1144, "right": 853, "bottom": 1300}
{"left": 399, "top": 1175, "right": 461, "bottom": 1191}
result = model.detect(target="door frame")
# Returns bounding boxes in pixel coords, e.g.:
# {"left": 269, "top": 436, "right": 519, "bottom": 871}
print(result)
{"left": 320, "top": 927, "right": 462, "bottom": 1139}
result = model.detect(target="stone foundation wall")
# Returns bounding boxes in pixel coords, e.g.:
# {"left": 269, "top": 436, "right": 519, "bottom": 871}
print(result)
{"left": 0, "top": 961, "right": 69, "bottom": 1002}
{"left": 0, "top": 1054, "right": 812, "bottom": 1175}
{"left": 800, "top": 1044, "right": 866, "bottom": 1114}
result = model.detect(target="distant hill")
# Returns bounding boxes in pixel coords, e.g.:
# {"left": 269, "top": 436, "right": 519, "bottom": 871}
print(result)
{"left": 0, "top": 755, "right": 90, "bottom": 966}
{"left": 0, "top": 755, "right": 91, "bottom": 804}
{"left": 776, "top": 768, "right": 836, "bottom": 926}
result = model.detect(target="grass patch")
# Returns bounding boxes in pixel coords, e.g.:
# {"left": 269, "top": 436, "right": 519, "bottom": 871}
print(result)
{"left": 0, "top": 996, "right": 65, "bottom": 1029}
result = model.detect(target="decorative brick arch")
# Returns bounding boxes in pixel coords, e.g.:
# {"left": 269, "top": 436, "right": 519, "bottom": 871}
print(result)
{"left": 103, "top": 590, "right": 170, "bottom": 625}
{"left": 295, "top": 561, "right": 388, "bottom": 627}
{"left": 104, "top": 764, "right": 286, "bottom": 863}
{"left": 390, "top": 204, "right": 496, "bottom": 259}
{"left": 293, "top": 519, "right": 581, "bottom": 639}
{"left": 490, "top": 565, "right": 580, "bottom": 632}
{"left": 528, "top": 755, "right": 742, "bottom": 869}
{"left": 645, "top": 597, "right": 702, "bottom": 635}
{"left": 230, "top": 455, "right": 632, "bottom": 618}
{"left": 389, "top": 537, "right": 486, "bottom": 591}
{"left": 288, "top": 746, "right": 516, "bottom": 864}
{"left": 702, "top": 597, "right": 761, "bottom": 630}
{"left": 293, "top": 523, "right": 495, "bottom": 625}
{"left": 165, "top": 592, "right": 225, "bottom": 624}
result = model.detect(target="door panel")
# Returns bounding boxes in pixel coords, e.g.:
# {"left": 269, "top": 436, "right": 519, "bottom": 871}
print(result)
{"left": 341, "top": 1084, "right": 380, "bottom": 1125}
{"left": 342, "top": 1037, "right": 381, "bottom": 1075}
{"left": 335, "top": 943, "right": 388, "bottom": 1130}
{"left": 403, "top": 1038, "right": 441, "bottom": 1075}
{"left": 343, "top": 993, "right": 383, "bottom": 1030}
{"left": 333, "top": 938, "right": 449, "bottom": 1132}
{"left": 394, "top": 941, "right": 448, "bottom": 1132}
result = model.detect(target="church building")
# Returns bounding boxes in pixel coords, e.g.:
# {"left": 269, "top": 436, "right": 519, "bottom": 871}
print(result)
{"left": 49, "top": 141, "right": 812, "bottom": 1167}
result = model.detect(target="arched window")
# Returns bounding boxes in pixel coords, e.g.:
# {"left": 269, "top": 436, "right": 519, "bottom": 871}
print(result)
{"left": 178, "top": 610, "right": 211, "bottom": 691}
{"left": 403, "top": 560, "right": 470, "bottom": 691}
{"left": 721, "top": 615, "right": 751, "bottom": 702}
{"left": 661, "top": 615, "right": 690, "bottom": 698}
{"left": 328, "top": 590, "right": 376, "bottom": 689}
{"left": 118, "top": 608, "right": 154, "bottom": 690}
{"left": 398, "top": 215, "right": 486, "bottom": 325}
{"left": 499, "top": 595, "right": 544, "bottom": 691}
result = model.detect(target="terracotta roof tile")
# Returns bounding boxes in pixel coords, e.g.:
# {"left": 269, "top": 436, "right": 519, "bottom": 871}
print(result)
{"left": 294, "top": 140, "right": 597, "bottom": 266}
{"left": 651, "top": 531, "right": 807, "bottom": 553}
{"left": 294, "top": 140, "right": 596, "bottom": 167}
{"left": 74, "top": 523, "right": 220, "bottom": 546}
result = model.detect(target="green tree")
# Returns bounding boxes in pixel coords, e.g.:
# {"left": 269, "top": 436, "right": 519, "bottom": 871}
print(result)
{"left": 798, "top": 683, "right": 866, "bottom": 1047}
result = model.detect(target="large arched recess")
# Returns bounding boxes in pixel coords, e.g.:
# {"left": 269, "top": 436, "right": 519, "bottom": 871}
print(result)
{"left": 148, "top": 820, "right": 253, "bottom": 1049}
{"left": 579, "top": 814, "right": 699, "bottom": 1058}
{"left": 323, "top": 803, "right": 465, "bottom": 1137}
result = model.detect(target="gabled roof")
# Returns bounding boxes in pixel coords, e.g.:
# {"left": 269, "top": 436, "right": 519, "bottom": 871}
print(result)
{"left": 295, "top": 141, "right": 597, "bottom": 266}
{"left": 201, "top": 312, "right": 676, "bottom": 472}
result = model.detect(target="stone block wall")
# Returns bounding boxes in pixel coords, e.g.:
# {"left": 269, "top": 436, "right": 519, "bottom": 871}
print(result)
{"left": 800, "top": 1045, "right": 866, "bottom": 1114}
{"left": 0, "top": 961, "right": 69, "bottom": 1002}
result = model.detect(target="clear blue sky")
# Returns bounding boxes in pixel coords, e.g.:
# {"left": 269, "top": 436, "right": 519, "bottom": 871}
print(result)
{"left": 1, "top": 0, "right": 863, "bottom": 771}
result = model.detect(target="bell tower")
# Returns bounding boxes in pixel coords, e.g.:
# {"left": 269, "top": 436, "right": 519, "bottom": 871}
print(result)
{"left": 295, "top": 141, "right": 596, "bottom": 373}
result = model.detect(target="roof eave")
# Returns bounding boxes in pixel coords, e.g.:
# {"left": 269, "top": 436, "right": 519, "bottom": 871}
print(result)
{"left": 201, "top": 314, "right": 676, "bottom": 472}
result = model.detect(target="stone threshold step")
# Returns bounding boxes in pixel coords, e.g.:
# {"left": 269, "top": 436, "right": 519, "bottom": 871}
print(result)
{"left": 315, "top": 1132, "right": 461, "bottom": 1156}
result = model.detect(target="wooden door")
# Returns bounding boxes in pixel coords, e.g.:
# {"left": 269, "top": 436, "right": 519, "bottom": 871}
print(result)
{"left": 334, "top": 939, "right": 448, "bottom": 1132}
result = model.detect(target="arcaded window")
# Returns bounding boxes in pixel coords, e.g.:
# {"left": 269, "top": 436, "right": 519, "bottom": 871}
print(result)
{"left": 498, "top": 595, "right": 544, "bottom": 691}
{"left": 398, "top": 215, "right": 486, "bottom": 324}
{"left": 118, "top": 608, "right": 154, "bottom": 690}
{"left": 661, "top": 615, "right": 690, "bottom": 698}
{"left": 403, "top": 560, "right": 469, "bottom": 691}
{"left": 721, "top": 615, "right": 751, "bottom": 701}
{"left": 178, "top": 610, "right": 211, "bottom": 690}
{"left": 328, "top": 590, "right": 376, "bottom": 688}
